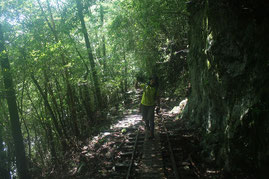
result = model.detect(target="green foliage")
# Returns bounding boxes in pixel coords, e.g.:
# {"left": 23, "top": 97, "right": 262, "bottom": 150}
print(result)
{"left": 108, "top": 0, "right": 189, "bottom": 93}
{"left": 0, "top": 0, "right": 189, "bottom": 176}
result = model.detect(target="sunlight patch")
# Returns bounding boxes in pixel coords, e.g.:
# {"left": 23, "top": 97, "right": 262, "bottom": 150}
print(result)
{"left": 110, "top": 114, "right": 141, "bottom": 129}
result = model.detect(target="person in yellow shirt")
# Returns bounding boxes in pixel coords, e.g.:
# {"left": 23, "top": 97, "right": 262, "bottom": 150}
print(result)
{"left": 138, "top": 76, "right": 160, "bottom": 139}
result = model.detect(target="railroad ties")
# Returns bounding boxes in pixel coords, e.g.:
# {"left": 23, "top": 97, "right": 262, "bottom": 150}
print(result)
{"left": 135, "top": 131, "right": 165, "bottom": 179}
{"left": 104, "top": 111, "right": 199, "bottom": 178}
{"left": 107, "top": 112, "right": 166, "bottom": 178}
{"left": 112, "top": 128, "right": 166, "bottom": 179}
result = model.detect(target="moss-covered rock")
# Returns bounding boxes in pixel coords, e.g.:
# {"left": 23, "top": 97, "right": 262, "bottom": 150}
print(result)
{"left": 185, "top": 0, "right": 269, "bottom": 177}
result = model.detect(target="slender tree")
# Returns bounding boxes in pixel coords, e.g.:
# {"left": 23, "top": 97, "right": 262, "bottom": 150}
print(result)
{"left": 100, "top": 4, "right": 107, "bottom": 75}
{"left": 0, "top": 125, "right": 10, "bottom": 179}
{"left": 37, "top": 0, "right": 80, "bottom": 138}
{"left": 76, "top": 0, "right": 102, "bottom": 107}
{"left": 0, "top": 24, "right": 30, "bottom": 179}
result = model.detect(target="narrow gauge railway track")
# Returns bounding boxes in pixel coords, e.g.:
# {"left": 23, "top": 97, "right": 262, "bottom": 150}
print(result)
{"left": 126, "top": 130, "right": 142, "bottom": 179}
{"left": 108, "top": 128, "right": 145, "bottom": 178}
{"left": 99, "top": 110, "right": 201, "bottom": 178}
{"left": 107, "top": 115, "right": 196, "bottom": 179}
{"left": 97, "top": 113, "right": 219, "bottom": 179}
{"left": 158, "top": 115, "right": 200, "bottom": 179}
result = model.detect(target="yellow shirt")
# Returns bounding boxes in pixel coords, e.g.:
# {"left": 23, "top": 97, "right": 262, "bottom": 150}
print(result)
{"left": 141, "top": 84, "right": 159, "bottom": 106}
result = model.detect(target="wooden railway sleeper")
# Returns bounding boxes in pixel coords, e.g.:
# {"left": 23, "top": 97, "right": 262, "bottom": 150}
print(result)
{"left": 126, "top": 130, "right": 140, "bottom": 179}
{"left": 160, "top": 115, "right": 181, "bottom": 179}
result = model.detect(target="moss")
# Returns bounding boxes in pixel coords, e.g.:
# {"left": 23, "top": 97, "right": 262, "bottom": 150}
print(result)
{"left": 186, "top": 0, "right": 269, "bottom": 176}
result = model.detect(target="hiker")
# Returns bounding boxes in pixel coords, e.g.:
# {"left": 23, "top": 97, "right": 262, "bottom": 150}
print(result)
{"left": 136, "top": 76, "right": 160, "bottom": 139}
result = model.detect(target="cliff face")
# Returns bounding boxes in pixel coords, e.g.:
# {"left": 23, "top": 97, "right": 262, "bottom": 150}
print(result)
{"left": 185, "top": 0, "right": 269, "bottom": 176}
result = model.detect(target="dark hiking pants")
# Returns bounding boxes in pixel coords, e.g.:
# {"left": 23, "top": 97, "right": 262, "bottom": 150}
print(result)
{"left": 141, "top": 104, "right": 155, "bottom": 136}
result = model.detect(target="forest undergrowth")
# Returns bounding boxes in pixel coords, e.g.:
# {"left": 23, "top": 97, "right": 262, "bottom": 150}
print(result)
{"left": 40, "top": 90, "right": 229, "bottom": 179}
{"left": 40, "top": 90, "right": 182, "bottom": 178}
{"left": 57, "top": 90, "right": 257, "bottom": 179}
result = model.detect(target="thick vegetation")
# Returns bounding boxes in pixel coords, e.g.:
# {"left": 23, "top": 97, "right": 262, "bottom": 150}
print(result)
{"left": 0, "top": 0, "right": 188, "bottom": 178}
{"left": 0, "top": 0, "right": 268, "bottom": 178}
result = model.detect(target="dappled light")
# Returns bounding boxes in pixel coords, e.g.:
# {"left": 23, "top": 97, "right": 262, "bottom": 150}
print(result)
{"left": 0, "top": 0, "right": 268, "bottom": 178}
{"left": 111, "top": 114, "right": 142, "bottom": 130}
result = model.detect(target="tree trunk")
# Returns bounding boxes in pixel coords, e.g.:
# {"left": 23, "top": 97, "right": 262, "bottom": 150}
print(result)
{"left": 0, "top": 125, "right": 11, "bottom": 179}
{"left": 67, "top": 34, "right": 93, "bottom": 123}
{"left": 30, "top": 74, "right": 63, "bottom": 139}
{"left": 123, "top": 51, "right": 128, "bottom": 92}
{"left": 32, "top": 124, "right": 45, "bottom": 167}
{"left": 46, "top": 122, "right": 57, "bottom": 165}
{"left": 26, "top": 90, "right": 46, "bottom": 167}
{"left": 0, "top": 24, "right": 30, "bottom": 179}
{"left": 76, "top": 0, "right": 102, "bottom": 108}
{"left": 38, "top": 0, "right": 80, "bottom": 137}
{"left": 100, "top": 4, "right": 107, "bottom": 75}
{"left": 0, "top": 91, "right": 9, "bottom": 178}
{"left": 17, "top": 75, "right": 32, "bottom": 162}
{"left": 67, "top": 33, "right": 89, "bottom": 79}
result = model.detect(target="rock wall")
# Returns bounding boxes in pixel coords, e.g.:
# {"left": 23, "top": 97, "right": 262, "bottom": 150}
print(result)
{"left": 185, "top": 0, "right": 269, "bottom": 177}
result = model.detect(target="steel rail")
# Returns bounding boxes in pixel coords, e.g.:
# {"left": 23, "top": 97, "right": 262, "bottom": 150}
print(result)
{"left": 126, "top": 130, "right": 140, "bottom": 179}
{"left": 161, "top": 115, "right": 181, "bottom": 179}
